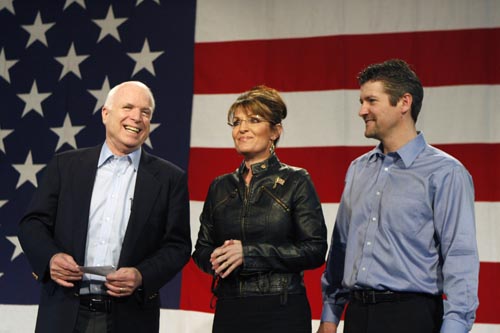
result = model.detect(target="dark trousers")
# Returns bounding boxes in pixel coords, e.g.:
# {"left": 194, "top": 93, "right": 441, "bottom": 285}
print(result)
{"left": 344, "top": 293, "right": 443, "bottom": 333}
{"left": 213, "top": 294, "right": 311, "bottom": 333}
{"left": 74, "top": 304, "right": 113, "bottom": 333}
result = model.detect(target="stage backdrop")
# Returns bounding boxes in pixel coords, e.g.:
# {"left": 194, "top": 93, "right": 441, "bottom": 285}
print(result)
{"left": 0, "top": 0, "right": 498, "bottom": 332}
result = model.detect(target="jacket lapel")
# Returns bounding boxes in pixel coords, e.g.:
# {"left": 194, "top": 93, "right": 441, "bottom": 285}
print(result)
{"left": 118, "top": 150, "right": 161, "bottom": 266}
{"left": 72, "top": 146, "right": 100, "bottom": 264}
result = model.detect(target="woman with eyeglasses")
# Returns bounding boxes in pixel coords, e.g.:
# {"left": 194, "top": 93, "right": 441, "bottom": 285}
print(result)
{"left": 192, "top": 85, "right": 328, "bottom": 333}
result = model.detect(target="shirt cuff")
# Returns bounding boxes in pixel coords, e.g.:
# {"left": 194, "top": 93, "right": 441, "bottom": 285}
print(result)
{"left": 440, "top": 318, "right": 469, "bottom": 333}
{"left": 321, "top": 302, "right": 343, "bottom": 325}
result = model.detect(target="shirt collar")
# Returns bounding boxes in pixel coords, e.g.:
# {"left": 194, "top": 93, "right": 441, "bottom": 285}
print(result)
{"left": 98, "top": 142, "right": 141, "bottom": 171}
{"left": 367, "top": 132, "right": 427, "bottom": 168}
{"left": 396, "top": 131, "right": 427, "bottom": 168}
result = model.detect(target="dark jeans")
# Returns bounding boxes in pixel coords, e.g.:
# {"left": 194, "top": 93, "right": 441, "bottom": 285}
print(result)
{"left": 344, "top": 293, "right": 443, "bottom": 333}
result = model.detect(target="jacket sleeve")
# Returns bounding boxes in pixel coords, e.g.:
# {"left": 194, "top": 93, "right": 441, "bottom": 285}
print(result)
{"left": 18, "top": 155, "right": 64, "bottom": 283}
{"left": 242, "top": 171, "right": 328, "bottom": 273}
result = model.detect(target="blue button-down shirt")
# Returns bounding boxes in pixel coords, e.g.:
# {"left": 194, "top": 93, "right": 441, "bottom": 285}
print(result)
{"left": 81, "top": 143, "right": 141, "bottom": 294}
{"left": 321, "top": 132, "right": 479, "bottom": 333}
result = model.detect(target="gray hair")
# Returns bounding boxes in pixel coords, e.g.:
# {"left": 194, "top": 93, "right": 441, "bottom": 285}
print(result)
{"left": 104, "top": 81, "right": 155, "bottom": 113}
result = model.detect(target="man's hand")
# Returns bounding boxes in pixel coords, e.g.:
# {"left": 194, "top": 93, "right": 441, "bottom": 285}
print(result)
{"left": 317, "top": 322, "right": 337, "bottom": 333}
{"left": 210, "top": 239, "right": 243, "bottom": 278}
{"left": 49, "top": 253, "right": 83, "bottom": 287}
{"left": 105, "top": 267, "right": 142, "bottom": 297}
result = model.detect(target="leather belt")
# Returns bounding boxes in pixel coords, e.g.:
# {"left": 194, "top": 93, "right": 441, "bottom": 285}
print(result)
{"left": 350, "top": 289, "right": 436, "bottom": 304}
{"left": 80, "top": 294, "right": 113, "bottom": 313}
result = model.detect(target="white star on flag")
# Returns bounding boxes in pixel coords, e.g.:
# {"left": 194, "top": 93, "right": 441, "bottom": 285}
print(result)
{"left": 0, "top": 48, "right": 18, "bottom": 83}
{"left": 0, "top": 200, "right": 7, "bottom": 208}
{"left": 93, "top": 6, "right": 127, "bottom": 43}
{"left": 136, "top": 0, "right": 161, "bottom": 6}
{"left": 145, "top": 123, "right": 160, "bottom": 149}
{"left": 88, "top": 76, "right": 111, "bottom": 114}
{"left": 6, "top": 236, "right": 23, "bottom": 261}
{"left": 127, "top": 38, "right": 164, "bottom": 76}
{"left": 21, "top": 12, "right": 55, "bottom": 48}
{"left": 63, "top": 0, "right": 86, "bottom": 11}
{"left": 0, "top": 125, "right": 13, "bottom": 153}
{"left": 17, "top": 80, "right": 51, "bottom": 118}
{"left": 12, "top": 150, "right": 45, "bottom": 189}
{"left": 0, "top": 0, "right": 15, "bottom": 14}
{"left": 55, "top": 42, "right": 90, "bottom": 80}
{"left": 50, "top": 113, "right": 85, "bottom": 151}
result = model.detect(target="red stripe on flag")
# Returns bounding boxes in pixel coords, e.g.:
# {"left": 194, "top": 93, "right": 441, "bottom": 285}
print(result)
{"left": 477, "top": 262, "right": 500, "bottom": 324}
{"left": 188, "top": 143, "right": 500, "bottom": 202}
{"left": 194, "top": 28, "right": 500, "bottom": 94}
{"left": 435, "top": 143, "right": 500, "bottom": 202}
{"left": 180, "top": 259, "right": 214, "bottom": 313}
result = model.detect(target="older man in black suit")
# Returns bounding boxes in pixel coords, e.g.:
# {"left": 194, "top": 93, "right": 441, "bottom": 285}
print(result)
{"left": 19, "top": 81, "right": 191, "bottom": 333}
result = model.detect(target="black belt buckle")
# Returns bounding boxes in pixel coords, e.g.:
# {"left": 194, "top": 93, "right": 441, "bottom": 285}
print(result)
{"left": 361, "top": 290, "right": 377, "bottom": 304}
{"left": 83, "top": 295, "right": 112, "bottom": 313}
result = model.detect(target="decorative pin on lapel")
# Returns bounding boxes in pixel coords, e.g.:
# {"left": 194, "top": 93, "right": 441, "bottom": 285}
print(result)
{"left": 273, "top": 176, "right": 285, "bottom": 189}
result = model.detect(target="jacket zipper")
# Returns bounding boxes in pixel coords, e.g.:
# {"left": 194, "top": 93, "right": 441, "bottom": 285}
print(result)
{"left": 240, "top": 183, "right": 252, "bottom": 296}
{"left": 241, "top": 184, "right": 251, "bottom": 241}
{"left": 212, "top": 189, "right": 238, "bottom": 212}
{"left": 261, "top": 186, "right": 290, "bottom": 212}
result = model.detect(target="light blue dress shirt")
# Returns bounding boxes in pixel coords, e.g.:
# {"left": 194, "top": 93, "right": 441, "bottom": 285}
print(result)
{"left": 321, "top": 132, "right": 479, "bottom": 333}
{"left": 81, "top": 143, "right": 141, "bottom": 294}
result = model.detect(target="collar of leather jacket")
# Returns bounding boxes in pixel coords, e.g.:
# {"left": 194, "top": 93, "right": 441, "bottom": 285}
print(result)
{"left": 237, "top": 153, "right": 280, "bottom": 177}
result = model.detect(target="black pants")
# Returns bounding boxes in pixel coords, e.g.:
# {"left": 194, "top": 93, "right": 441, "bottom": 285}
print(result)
{"left": 74, "top": 304, "right": 113, "bottom": 333}
{"left": 344, "top": 293, "right": 443, "bottom": 333}
{"left": 213, "top": 294, "right": 311, "bottom": 333}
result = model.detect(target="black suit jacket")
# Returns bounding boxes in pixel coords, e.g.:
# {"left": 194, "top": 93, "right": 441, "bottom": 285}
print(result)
{"left": 19, "top": 145, "right": 191, "bottom": 333}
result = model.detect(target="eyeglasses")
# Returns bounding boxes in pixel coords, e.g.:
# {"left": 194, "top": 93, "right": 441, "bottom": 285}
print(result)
{"left": 227, "top": 116, "right": 270, "bottom": 128}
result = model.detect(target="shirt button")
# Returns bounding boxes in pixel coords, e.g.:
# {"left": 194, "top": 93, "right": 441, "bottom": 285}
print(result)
{"left": 384, "top": 167, "right": 389, "bottom": 171}
{"left": 372, "top": 217, "right": 377, "bottom": 221}
{"left": 376, "top": 191, "right": 381, "bottom": 196}
{"left": 367, "top": 241, "right": 372, "bottom": 246}
{"left": 362, "top": 267, "right": 366, "bottom": 271}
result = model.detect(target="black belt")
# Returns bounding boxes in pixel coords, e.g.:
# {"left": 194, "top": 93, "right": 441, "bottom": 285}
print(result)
{"left": 80, "top": 294, "right": 113, "bottom": 313}
{"left": 350, "top": 289, "right": 438, "bottom": 304}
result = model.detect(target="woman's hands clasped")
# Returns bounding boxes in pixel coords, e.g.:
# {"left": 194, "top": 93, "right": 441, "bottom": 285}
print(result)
{"left": 210, "top": 239, "right": 243, "bottom": 278}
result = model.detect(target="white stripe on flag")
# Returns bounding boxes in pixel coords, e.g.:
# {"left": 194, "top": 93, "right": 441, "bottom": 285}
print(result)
{"left": 191, "top": 85, "right": 500, "bottom": 148}
{"left": 195, "top": 0, "right": 500, "bottom": 42}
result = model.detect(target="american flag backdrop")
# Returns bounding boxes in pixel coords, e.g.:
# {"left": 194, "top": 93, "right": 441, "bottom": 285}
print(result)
{"left": 0, "top": 0, "right": 499, "bottom": 332}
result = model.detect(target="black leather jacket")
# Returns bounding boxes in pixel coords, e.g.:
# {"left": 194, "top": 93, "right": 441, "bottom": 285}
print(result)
{"left": 193, "top": 154, "right": 327, "bottom": 302}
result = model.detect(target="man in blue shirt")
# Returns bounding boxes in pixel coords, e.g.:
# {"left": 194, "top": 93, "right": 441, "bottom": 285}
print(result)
{"left": 318, "top": 59, "right": 479, "bottom": 333}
